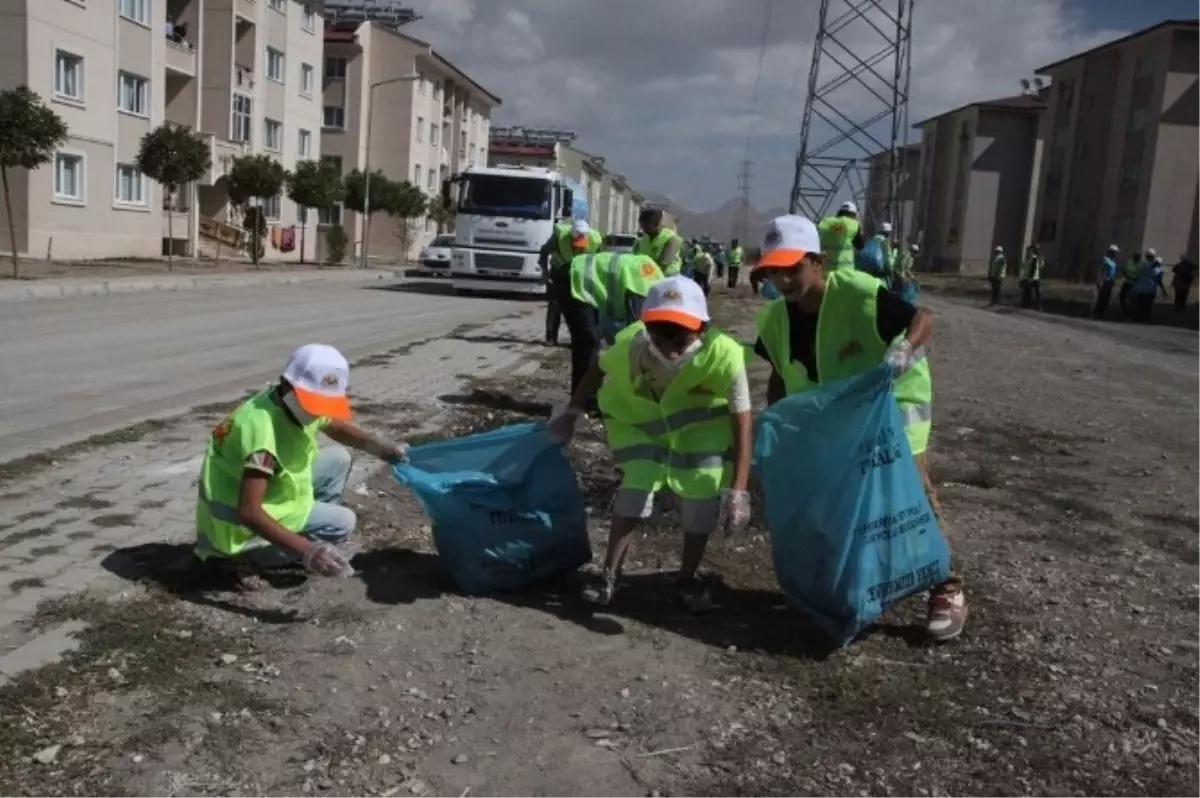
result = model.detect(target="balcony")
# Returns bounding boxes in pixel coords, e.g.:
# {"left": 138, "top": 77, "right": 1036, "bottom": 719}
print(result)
{"left": 198, "top": 133, "right": 248, "bottom": 185}
{"left": 235, "top": 0, "right": 257, "bottom": 23}
{"left": 234, "top": 63, "right": 255, "bottom": 91}
{"left": 443, "top": 102, "right": 452, "bottom": 118}
{"left": 440, "top": 147, "right": 449, "bottom": 166}
{"left": 165, "top": 40, "right": 196, "bottom": 76}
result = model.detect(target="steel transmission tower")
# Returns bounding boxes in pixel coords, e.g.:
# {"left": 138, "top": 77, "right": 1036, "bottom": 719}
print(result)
{"left": 789, "top": 0, "right": 914, "bottom": 231}
{"left": 735, "top": 159, "right": 753, "bottom": 242}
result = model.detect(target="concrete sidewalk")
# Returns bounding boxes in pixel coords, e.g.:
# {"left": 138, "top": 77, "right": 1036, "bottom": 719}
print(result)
{"left": 0, "top": 267, "right": 403, "bottom": 303}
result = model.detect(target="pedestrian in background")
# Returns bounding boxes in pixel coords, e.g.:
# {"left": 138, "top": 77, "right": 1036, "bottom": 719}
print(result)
{"left": 988, "top": 246, "right": 1007, "bottom": 306}
{"left": 1093, "top": 245, "right": 1119, "bottom": 319}
{"left": 1172, "top": 254, "right": 1196, "bottom": 314}
{"left": 1132, "top": 255, "right": 1167, "bottom": 322}
{"left": 692, "top": 246, "right": 715, "bottom": 296}
{"left": 1020, "top": 244, "right": 1043, "bottom": 310}
{"left": 1119, "top": 250, "right": 1146, "bottom": 315}
{"left": 539, "top": 219, "right": 602, "bottom": 346}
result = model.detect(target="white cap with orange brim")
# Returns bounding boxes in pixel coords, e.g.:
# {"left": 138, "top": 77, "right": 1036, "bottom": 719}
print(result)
{"left": 640, "top": 275, "right": 710, "bottom": 332}
{"left": 282, "top": 343, "right": 352, "bottom": 421}
{"left": 755, "top": 214, "right": 821, "bottom": 269}
{"left": 571, "top": 219, "right": 592, "bottom": 247}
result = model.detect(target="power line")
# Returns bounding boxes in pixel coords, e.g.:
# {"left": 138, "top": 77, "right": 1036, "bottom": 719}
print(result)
{"left": 736, "top": 0, "right": 775, "bottom": 243}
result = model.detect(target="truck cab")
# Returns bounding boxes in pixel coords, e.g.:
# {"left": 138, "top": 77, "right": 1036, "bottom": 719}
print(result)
{"left": 446, "top": 165, "right": 581, "bottom": 296}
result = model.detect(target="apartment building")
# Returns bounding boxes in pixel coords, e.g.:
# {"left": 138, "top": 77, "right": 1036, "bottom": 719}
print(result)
{"left": 1030, "top": 19, "right": 1198, "bottom": 278}
{"left": 862, "top": 144, "right": 920, "bottom": 245}
{"left": 599, "top": 173, "right": 631, "bottom": 235}
{"left": 0, "top": 0, "right": 323, "bottom": 262}
{"left": 321, "top": 21, "right": 499, "bottom": 262}
{"left": 910, "top": 94, "right": 1045, "bottom": 273}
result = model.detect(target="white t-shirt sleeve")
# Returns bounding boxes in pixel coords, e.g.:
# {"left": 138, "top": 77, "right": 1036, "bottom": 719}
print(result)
{"left": 727, "top": 366, "right": 752, "bottom": 414}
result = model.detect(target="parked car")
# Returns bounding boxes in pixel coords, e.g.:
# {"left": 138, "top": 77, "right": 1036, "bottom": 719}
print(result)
{"left": 604, "top": 233, "right": 639, "bottom": 254}
{"left": 417, "top": 234, "right": 455, "bottom": 275}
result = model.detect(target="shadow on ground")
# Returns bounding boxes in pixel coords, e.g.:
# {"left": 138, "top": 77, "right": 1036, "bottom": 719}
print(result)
{"left": 365, "top": 281, "right": 547, "bottom": 302}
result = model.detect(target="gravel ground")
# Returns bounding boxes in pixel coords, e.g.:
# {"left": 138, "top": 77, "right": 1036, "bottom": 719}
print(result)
{"left": 0, "top": 283, "right": 1195, "bottom": 796}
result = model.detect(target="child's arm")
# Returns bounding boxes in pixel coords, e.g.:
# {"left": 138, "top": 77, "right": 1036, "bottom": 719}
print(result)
{"left": 567, "top": 361, "right": 604, "bottom": 411}
{"left": 727, "top": 368, "right": 753, "bottom": 492}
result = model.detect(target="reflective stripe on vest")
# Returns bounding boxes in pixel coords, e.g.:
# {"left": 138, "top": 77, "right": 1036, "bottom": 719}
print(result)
{"left": 610, "top": 444, "right": 729, "bottom": 471}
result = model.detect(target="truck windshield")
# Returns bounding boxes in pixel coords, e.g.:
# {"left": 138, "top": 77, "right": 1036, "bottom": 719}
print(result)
{"left": 457, "top": 174, "right": 552, "bottom": 220}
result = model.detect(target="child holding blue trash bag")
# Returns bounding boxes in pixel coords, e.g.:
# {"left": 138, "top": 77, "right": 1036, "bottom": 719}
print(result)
{"left": 751, "top": 215, "right": 967, "bottom": 641}
{"left": 548, "top": 276, "right": 754, "bottom": 612}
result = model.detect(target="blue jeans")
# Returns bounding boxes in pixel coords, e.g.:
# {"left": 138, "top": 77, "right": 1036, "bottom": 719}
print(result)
{"left": 243, "top": 444, "right": 356, "bottom": 568}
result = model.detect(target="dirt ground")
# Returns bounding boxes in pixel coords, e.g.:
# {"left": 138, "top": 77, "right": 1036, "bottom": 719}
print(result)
{"left": 0, "top": 282, "right": 1196, "bottom": 797}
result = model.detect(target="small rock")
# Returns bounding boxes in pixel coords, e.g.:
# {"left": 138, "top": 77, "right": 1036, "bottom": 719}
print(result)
{"left": 726, "top": 645, "right": 738, "bottom": 655}
{"left": 32, "top": 744, "right": 61, "bottom": 765}
{"left": 132, "top": 753, "right": 144, "bottom": 764}
{"left": 1156, "top": 718, "right": 1168, "bottom": 730}
{"left": 902, "top": 731, "right": 928, "bottom": 744}
{"left": 838, "top": 762, "right": 856, "bottom": 775}
{"left": 107, "top": 668, "right": 125, "bottom": 684}
{"left": 406, "top": 779, "right": 428, "bottom": 796}
{"left": 771, "top": 751, "right": 786, "bottom": 765}
{"left": 219, "top": 654, "right": 238, "bottom": 665}
{"left": 619, "top": 688, "right": 631, "bottom": 699}
{"left": 67, "top": 734, "right": 85, "bottom": 747}
{"left": 452, "top": 753, "right": 469, "bottom": 765}
{"left": 379, "top": 753, "right": 392, "bottom": 765}
{"left": 54, "top": 686, "right": 69, "bottom": 699}
{"left": 209, "top": 712, "right": 223, "bottom": 724}
{"left": 586, "top": 729, "right": 611, "bottom": 739}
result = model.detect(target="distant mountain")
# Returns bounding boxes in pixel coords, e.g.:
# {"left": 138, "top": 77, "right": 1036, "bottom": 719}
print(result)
{"left": 641, "top": 192, "right": 787, "bottom": 243}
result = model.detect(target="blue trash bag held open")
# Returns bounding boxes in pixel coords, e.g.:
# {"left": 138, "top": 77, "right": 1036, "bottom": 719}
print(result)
{"left": 753, "top": 367, "right": 950, "bottom": 645}
{"left": 856, "top": 237, "right": 887, "bottom": 276}
{"left": 392, "top": 423, "right": 591, "bottom": 595}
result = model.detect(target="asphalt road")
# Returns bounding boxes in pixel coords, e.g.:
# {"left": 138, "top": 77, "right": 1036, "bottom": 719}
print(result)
{"left": 0, "top": 281, "right": 530, "bottom": 464}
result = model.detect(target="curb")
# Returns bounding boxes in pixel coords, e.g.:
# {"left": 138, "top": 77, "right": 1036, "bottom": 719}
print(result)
{"left": 0, "top": 268, "right": 406, "bottom": 304}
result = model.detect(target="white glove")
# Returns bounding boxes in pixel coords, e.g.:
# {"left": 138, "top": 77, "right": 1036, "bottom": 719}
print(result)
{"left": 717, "top": 488, "right": 752, "bottom": 539}
{"left": 386, "top": 442, "right": 410, "bottom": 464}
{"left": 302, "top": 542, "right": 352, "bottom": 578}
{"left": 884, "top": 339, "right": 916, "bottom": 376}
{"left": 547, "top": 403, "right": 583, "bottom": 443}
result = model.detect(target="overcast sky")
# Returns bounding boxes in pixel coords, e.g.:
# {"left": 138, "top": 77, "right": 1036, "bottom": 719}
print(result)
{"left": 405, "top": 0, "right": 1195, "bottom": 212}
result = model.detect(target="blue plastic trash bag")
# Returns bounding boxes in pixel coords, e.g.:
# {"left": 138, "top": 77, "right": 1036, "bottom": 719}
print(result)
{"left": 392, "top": 423, "right": 591, "bottom": 595}
{"left": 753, "top": 366, "right": 950, "bottom": 645}
{"left": 855, "top": 237, "right": 887, "bottom": 275}
{"left": 900, "top": 278, "right": 919, "bottom": 305}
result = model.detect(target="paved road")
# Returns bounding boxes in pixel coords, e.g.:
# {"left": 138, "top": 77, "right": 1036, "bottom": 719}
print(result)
{"left": 0, "top": 281, "right": 530, "bottom": 463}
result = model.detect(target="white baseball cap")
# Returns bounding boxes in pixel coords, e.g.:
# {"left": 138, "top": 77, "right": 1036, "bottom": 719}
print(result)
{"left": 880, "top": 221, "right": 893, "bottom": 233}
{"left": 1146, "top": 247, "right": 1157, "bottom": 257}
{"left": 640, "top": 275, "right": 709, "bottom": 331}
{"left": 995, "top": 245, "right": 1004, "bottom": 252}
{"left": 838, "top": 201, "right": 858, "bottom": 214}
{"left": 756, "top": 214, "right": 821, "bottom": 269}
{"left": 281, "top": 343, "right": 351, "bottom": 420}
{"left": 1108, "top": 244, "right": 1119, "bottom": 252}
{"left": 570, "top": 218, "right": 591, "bottom": 245}
{"left": 909, "top": 243, "right": 920, "bottom": 252}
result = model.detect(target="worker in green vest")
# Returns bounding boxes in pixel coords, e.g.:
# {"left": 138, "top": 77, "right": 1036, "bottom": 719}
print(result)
{"left": 195, "top": 344, "right": 409, "bottom": 587}
{"left": 891, "top": 241, "right": 917, "bottom": 293}
{"left": 634, "top": 207, "right": 684, "bottom": 275}
{"left": 817, "top": 200, "right": 865, "bottom": 270}
{"left": 548, "top": 275, "right": 753, "bottom": 611}
{"left": 1020, "top": 244, "right": 1043, "bottom": 310}
{"left": 1119, "top": 250, "right": 1147, "bottom": 315}
{"left": 988, "top": 246, "right": 1007, "bottom": 306}
{"left": 750, "top": 214, "right": 966, "bottom": 641}
{"left": 539, "top": 219, "right": 603, "bottom": 346}
{"left": 560, "top": 251, "right": 664, "bottom": 399}
{"left": 691, "top": 245, "right": 715, "bottom": 295}
{"left": 727, "top": 238, "right": 745, "bottom": 288}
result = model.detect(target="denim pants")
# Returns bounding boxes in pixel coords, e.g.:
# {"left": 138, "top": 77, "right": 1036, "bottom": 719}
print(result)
{"left": 243, "top": 444, "right": 357, "bottom": 567}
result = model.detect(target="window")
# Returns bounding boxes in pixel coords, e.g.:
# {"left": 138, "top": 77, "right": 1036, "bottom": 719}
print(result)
{"left": 264, "top": 118, "right": 282, "bottom": 151}
{"left": 319, "top": 205, "right": 342, "bottom": 225}
{"left": 417, "top": 73, "right": 426, "bottom": 94}
{"left": 1127, "top": 107, "right": 1148, "bottom": 132}
{"left": 54, "top": 50, "right": 84, "bottom": 102}
{"left": 117, "top": 71, "right": 148, "bottom": 116}
{"left": 118, "top": 0, "right": 148, "bottom": 25}
{"left": 232, "top": 93, "right": 253, "bottom": 142}
{"left": 54, "top": 152, "right": 84, "bottom": 203}
{"left": 1112, "top": 217, "right": 1131, "bottom": 239}
{"left": 1037, "top": 219, "right": 1057, "bottom": 242}
{"left": 431, "top": 125, "right": 439, "bottom": 146}
{"left": 1134, "top": 53, "right": 1155, "bottom": 78}
{"left": 298, "top": 129, "right": 312, "bottom": 158}
{"left": 323, "top": 105, "right": 345, "bottom": 129}
{"left": 433, "top": 81, "right": 441, "bottom": 100}
{"left": 114, "top": 164, "right": 146, "bottom": 206}
{"left": 1044, "top": 174, "right": 1062, "bottom": 195}
{"left": 267, "top": 0, "right": 285, "bottom": 11}
{"left": 266, "top": 48, "right": 285, "bottom": 83}
{"left": 302, "top": 2, "right": 316, "bottom": 31}
{"left": 321, "top": 155, "right": 343, "bottom": 173}
{"left": 478, "top": 146, "right": 485, "bottom": 163}
{"left": 262, "top": 194, "right": 281, "bottom": 220}
{"left": 413, "top": 164, "right": 422, "bottom": 187}
{"left": 426, "top": 170, "right": 435, "bottom": 191}
{"left": 416, "top": 116, "right": 424, "bottom": 142}
{"left": 325, "top": 56, "right": 346, "bottom": 79}
{"left": 300, "top": 63, "right": 314, "bottom": 96}
{"left": 1119, "top": 163, "right": 1141, "bottom": 187}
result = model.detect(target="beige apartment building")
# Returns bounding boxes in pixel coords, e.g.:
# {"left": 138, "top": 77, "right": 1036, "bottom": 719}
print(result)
{"left": 320, "top": 22, "right": 499, "bottom": 263}
{"left": 1030, "top": 19, "right": 1198, "bottom": 278}
{"left": 910, "top": 94, "right": 1045, "bottom": 273}
{"left": 0, "top": 0, "right": 324, "bottom": 262}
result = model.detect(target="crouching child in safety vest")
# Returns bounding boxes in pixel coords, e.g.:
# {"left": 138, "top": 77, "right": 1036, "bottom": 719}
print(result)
{"left": 548, "top": 276, "right": 754, "bottom": 611}
{"left": 752, "top": 215, "right": 967, "bottom": 641}
{"left": 195, "top": 344, "right": 410, "bottom": 587}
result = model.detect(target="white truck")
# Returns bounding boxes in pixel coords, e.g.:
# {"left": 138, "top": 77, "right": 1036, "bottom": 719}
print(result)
{"left": 445, "top": 164, "right": 584, "bottom": 297}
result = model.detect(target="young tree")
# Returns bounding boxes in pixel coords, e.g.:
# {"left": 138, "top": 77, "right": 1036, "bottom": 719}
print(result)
{"left": 287, "top": 159, "right": 343, "bottom": 265}
{"left": 342, "top": 168, "right": 395, "bottom": 266}
{"left": 426, "top": 193, "right": 456, "bottom": 235}
{"left": 0, "top": 86, "right": 67, "bottom": 278}
{"left": 325, "top": 224, "right": 349, "bottom": 266}
{"left": 387, "top": 181, "right": 429, "bottom": 263}
{"left": 226, "top": 154, "right": 287, "bottom": 268}
{"left": 136, "top": 122, "right": 211, "bottom": 270}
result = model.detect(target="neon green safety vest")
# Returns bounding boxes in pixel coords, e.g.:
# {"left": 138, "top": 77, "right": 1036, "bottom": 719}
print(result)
{"left": 195, "top": 389, "right": 326, "bottom": 559}
{"left": 1023, "top": 255, "right": 1043, "bottom": 281}
{"left": 570, "top": 252, "right": 663, "bottom": 324}
{"left": 989, "top": 255, "right": 1007, "bottom": 279}
{"left": 634, "top": 228, "right": 683, "bottom": 276}
{"left": 818, "top": 216, "right": 860, "bottom": 270}
{"left": 597, "top": 323, "right": 744, "bottom": 499}
{"left": 1123, "top": 258, "right": 1142, "bottom": 281}
{"left": 693, "top": 252, "right": 714, "bottom": 274}
{"left": 555, "top": 227, "right": 602, "bottom": 265}
{"left": 729, "top": 246, "right": 744, "bottom": 266}
{"left": 754, "top": 269, "right": 933, "bottom": 455}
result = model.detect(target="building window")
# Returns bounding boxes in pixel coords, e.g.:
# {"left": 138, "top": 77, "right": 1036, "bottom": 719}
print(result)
{"left": 1113, "top": 217, "right": 1131, "bottom": 239}
{"left": 426, "top": 170, "right": 435, "bottom": 191}
{"left": 298, "top": 129, "right": 312, "bottom": 158}
{"left": 267, "top": 0, "right": 284, "bottom": 12}
{"left": 54, "top": 152, "right": 84, "bottom": 203}
{"left": 232, "top": 93, "right": 253, "bottom": 142}
{"left": 417, "top": 73, "right": 426, "bottom": 94}
{"left": 118, "top": 0, "right": 148, "bottom": 25}
{"left": 1127, "top": 107, "right": 1148, "bottom": 132}
{"left": 302, "top": 2, "right": 316, "bottom": 31}
{"left": 323, "top": 105, "right": 345, "bottom": 130}
{"left": 1044, "top": 174, "right": 1062, "bottom": 196}
{"left": 300, "top": 63, "right": 314, "bottom": 96}
{"left": 431, "top": 125, "right": 439, "bottom": 146}
{"left": 1119, "top": 163, "right": 1141, "bottom": 187}
{"left": 414, "top": 164, "right": 422, "bottom": 187}
{"left": 1134, "top": 53, "right": 1155, "bottom": 78}
{"left": 114, "top": 163, "right": 146, "bottom": 206}
{"left": 264, "top": 119, "right": 282, "bottom": 151}
{"left": 433, "top": 81, "right": 441, "bottom": 100}
{"left": 1037, "top": 219, "right": 1057, "bottom": 242}
{"left": 54, "top": 50, "right": 84, "bottom": 102}
{"left": 117, "top": 71, "right": 148, "bottom": 116}
{"left": 319, "top": 205, "right": 342, "bottom": 225}
{"left": 416, "top": 116, "right": 424, "bottom": 142}
{"left": 321, "top": 154, "right": 343, "bottom": 173}
{"left": 262, "top": 194, "right": 281, "bottom": 220}
{"left": 325, "top": 56, "right": 346, "bottom": 79}
{"left": 266, "top": 48, "right": 285, "bottom": 83}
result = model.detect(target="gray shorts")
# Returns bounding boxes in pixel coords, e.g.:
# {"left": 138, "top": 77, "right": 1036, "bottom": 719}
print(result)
{"left": 611, "top": 488, "right": 722, "bottom": 537}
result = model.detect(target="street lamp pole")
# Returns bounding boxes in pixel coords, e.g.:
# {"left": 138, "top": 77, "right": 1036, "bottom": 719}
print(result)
{"left": 359, "top": 72, "right": 420, "bottom": 269}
